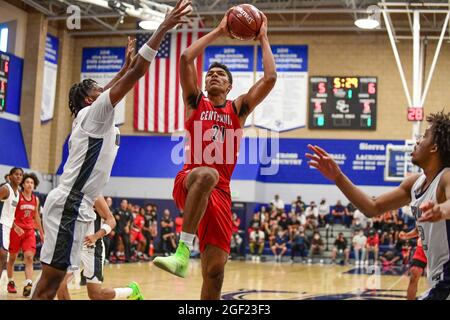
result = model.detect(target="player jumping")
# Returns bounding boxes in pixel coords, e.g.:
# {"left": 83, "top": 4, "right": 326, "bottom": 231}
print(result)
{"left": 153, "top": 10, "right": 277, "bottom": 300}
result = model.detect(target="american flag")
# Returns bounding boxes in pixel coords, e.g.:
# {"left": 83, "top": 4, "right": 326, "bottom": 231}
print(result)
{"left": 134, "top": 20, "right": 204, "bottom": 133}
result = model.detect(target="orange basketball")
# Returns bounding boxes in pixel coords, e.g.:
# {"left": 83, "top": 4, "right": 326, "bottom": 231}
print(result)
{"left": 227, "top": 4, "right": 263, "bottom": 41}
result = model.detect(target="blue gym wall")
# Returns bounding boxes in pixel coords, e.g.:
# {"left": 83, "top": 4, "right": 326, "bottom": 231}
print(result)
{"left": 0, "top": 50, "right": 28, "bottom": 168}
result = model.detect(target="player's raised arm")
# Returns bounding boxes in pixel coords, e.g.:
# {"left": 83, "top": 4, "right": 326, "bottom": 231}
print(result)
{"left": 306, "top": 144, "right": 419, "bottom": 218}
{"left": 180, "top": 11, "right": 232, "bottom": 110}
{"left": 104, "top": 37, "right": 136, "bottom": 91}
{"left": 234, "top": 13, "right": 276, "bottom": 124}
{"left": 109, "top": 0, "right": 192, "bottom": 106}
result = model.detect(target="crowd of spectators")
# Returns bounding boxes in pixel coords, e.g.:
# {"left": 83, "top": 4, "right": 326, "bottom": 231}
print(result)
{"left": 243, "top": 194, "right": 417, "bottom": 266}
{"left": 101, "top": 193, "right": 417, "bottom": 268}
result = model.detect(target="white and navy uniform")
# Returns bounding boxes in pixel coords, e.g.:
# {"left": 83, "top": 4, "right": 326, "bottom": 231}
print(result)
{"left": 0, "top": 183, "right": 19, "bottom": 251}
{"left": 411, "top": 168, "right": 450, "bottom": 300}
{"left": 68, "top": 213, "right": 105, "bottom": 284}
{"left": 40, "top": 89, "right": 120, "bottom": 271}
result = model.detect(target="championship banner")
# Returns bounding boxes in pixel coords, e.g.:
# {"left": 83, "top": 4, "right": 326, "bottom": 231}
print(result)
{"left": 40, "top": 34, "right": 59, "bottom": 122}
{"left": 203, "top": 45, "right": 255, "bottom": 127}
{"left": 253, "top": 45, "right": 308, "bottom": 132}
{"left": 81, "top": 47, "right": 126, "bottom": 125}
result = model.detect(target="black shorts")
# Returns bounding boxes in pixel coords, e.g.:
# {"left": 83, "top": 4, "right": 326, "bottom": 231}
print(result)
{"left": 410, "top": 259, "right": 427, "bottom": 269}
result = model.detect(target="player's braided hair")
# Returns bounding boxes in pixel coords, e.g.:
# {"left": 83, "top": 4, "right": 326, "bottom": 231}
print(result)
{"left": 427, "top": 111, "right": 450, "bottom": 167}
{"left": 208, "top": 62, "right": 233, "bottom": 85}
{"left": 21, "top": 172, "right": 39, "bottom": 189}
{"left": 68, "top": 79, "right": 97, "bottom": 117}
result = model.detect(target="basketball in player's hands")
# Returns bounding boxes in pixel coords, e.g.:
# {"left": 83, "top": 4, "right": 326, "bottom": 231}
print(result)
{"left": 227, "top": 4, "right": 263, "bottom": 40}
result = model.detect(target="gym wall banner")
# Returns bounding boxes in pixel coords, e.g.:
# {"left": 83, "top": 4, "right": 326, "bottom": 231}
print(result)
{"left": 81, "top": 47, "right": 126, "bottom": 125}
{"left": 40, "top": 34, "right": 59, "bottom": 122}
{"left": 57, "top": 136, "right": 404, "bottom": 187}
{"left": 253, "top": 45, "right": 308, "bottom": 132}
{"left": 203, "top": 45, "right": 255, "bottom": 127}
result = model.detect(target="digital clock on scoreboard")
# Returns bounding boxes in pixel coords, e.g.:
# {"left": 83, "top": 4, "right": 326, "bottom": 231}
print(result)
{"left": 309, "top": 76, "right": 377, "bottom": 130}
{"left": 0, "top": 53, "right": 10, "bottom": 112}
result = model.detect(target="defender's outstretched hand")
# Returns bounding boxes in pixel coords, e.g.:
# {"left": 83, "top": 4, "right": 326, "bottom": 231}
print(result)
{"left": 305, "top": 144, "right": 343, "bottom": 181}
{"left": 161, "top": 0, "right": 192, "bottom": 30}
{"left": 418, "top": 200, "right": 444, "bottom": 222}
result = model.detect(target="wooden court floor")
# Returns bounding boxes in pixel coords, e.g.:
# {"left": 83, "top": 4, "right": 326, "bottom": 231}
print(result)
{"left": 1, "top": 259, "right": 429, "bottom": 300}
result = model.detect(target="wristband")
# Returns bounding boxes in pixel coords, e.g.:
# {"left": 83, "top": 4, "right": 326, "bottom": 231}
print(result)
{"left": 101, "top": 223, "right": 112, "bottom": 235}
{"left": 138, "top": 44, "right": 158, "bottom": 62}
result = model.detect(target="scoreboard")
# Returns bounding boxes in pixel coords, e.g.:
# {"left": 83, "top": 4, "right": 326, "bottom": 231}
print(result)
{"left": 309, "top": 76, "right": 377, "bottom": 130}
{"left": 0, "top": 53, "right": 9, "bottom": 112}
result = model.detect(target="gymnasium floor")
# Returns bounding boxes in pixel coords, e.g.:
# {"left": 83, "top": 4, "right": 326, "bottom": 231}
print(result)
{"left": 2, "top": 259, "right": 429, "bottom": 300}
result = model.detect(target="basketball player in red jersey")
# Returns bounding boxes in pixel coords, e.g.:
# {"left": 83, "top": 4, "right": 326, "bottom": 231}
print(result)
{"left": 153, "top": 11, "right": 277, "bottom": 300}
{"left": 6, "top": 173, "right": 44, "bottom": 297}
{"left": 399, "top": 228, "right": 427, "bottom": 300}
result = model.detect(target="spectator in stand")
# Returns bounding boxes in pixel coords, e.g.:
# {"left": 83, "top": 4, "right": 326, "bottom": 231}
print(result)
{"left": 380, "top": 238, "right": 407, "bottom": 267}
{"left": 272, "top": 194, "right": 285, "bottom": 211}
{"left": 268, "top": 221, "right": 278, "bottom": 247}
{"left": 308, "top": 231, "right": 325, "bottom": 263}
{"left": 278, "top": 212, "right": 289, "bottom": 231}
{"left": 175, "top": 211, "right": 183, "bottom": 242}
{"left": 304, "top": 218, "right": 316, "bottom": 244}
{"left": 160, "top": 209, "right": 176, "bottom": 255}
{"left": 271, "top": 227, "right": 288, "bottom": 262}
{"left": 130, "top": 207, "right": 148, "bottom": 260}
{"left": 249, "top": 223, "right": 265, "bottom": 262}
{"left": 127, "top": 201, "right": 134, "bottom": 215}
{"left": 143, "top": 204, "right": 155, "bottom": 256}
{"left": 104, "top": 197, "right": 114, "bottom": 261}
{"left": 287, "top": 209, "right": 300, "bottom": 239}
{"left": 305, "top": 201, "right": 319, "bottom": 227}
{"left": 372, "top": 215, "right": 382, "bottom": 231}
{"left": 352, "top": 229, "right": 367, "bottom": 267}
{"left": 366, "top": 228, "right": 380, "bottom": 266}
{"left": 353, "top": 208, "right": 371, "bottom": 230}
{"left": 230, "top": 213, "right": 243, "bottom": 257}
{"left": 352, "top": 217, "right": 364, "bottom": 235}
{"left": 295, "top": 196, "right": 306, "bottom": 214}
{"left": 331, "top": 233, "right": 350, "bottom": 265}
{"left": 380, "top": 213, "right": 396, "bottom": 245}
{"left": 331, "top": 200, "right": 348, "bottom": 225}
{"left": 291, "top": 229, "right": 309, "bottom": 263}
{"left": 261, "top": 214, "right": 271, "bottom": 241}
{"left": 131, "top": 204, "right": 140, "bottom": 220}
{"left": 248, "top": 211, "right": 262, "bottom": 233}
{"left": 269, "top": 205, "right": 279, "bottom": 221}
{"left": 345, "top": 202, "right": 355, "bottom": 228}
{"left": 260, "top": 206, "right": 268, "bottom": 224}
{"left": 318, "top": 199, "right": 329, "bottom": 227}
{"left": 113, "top": 199, "right": 133, "bottom": 262}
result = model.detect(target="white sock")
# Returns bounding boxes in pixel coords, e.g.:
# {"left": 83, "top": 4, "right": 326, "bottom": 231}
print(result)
{"left": 180, "top": 232, "right": 195, "bottom": 251}
{"left": 25, "top": 279, "right": 32, "bottom": 285}
{"left": 114, "top": 287, "right": 133, "bottom": 299}
{"left": 8, "top": 278, "right": 13, "bottom": 282}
